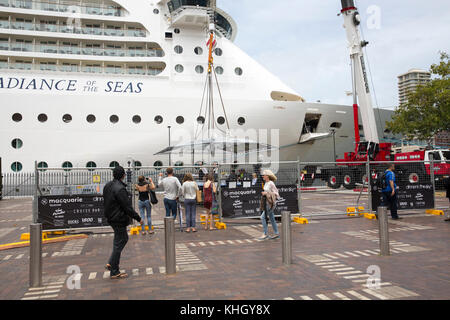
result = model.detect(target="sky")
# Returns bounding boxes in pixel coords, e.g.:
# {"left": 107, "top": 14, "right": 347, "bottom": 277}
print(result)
{"left": 218, "top": 0, "right": 450, "bottom": 109}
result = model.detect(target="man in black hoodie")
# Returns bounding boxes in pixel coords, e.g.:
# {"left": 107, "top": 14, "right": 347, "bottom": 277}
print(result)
{"left": 103, "top": 166, "right": 143, "bottom": 279}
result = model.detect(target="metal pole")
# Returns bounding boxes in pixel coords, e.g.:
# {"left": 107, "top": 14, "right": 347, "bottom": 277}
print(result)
{"left": 429, "top": 153, "right": 436, "bottom": 209}
{"left": 296, "top": 160, "right": 301, "bottom": 216}
{"left": 366, "top": 158, "right": 373, "bottom": 213}
{"left": 32, "top": 161, "right": 38, "bottom": 224}
{"left": 377, "top": 206, "right": 390, "bottom": 256}
{"left": 29, "top": 223, "right": 42, "bottom": 287}
{"left": 164, "top": 216, "right": 176, "bottom": 274}
{"left": 281, "top": 211, "right": 292, "bottom": 265}
{"left": 218, "top": 165, "right": 223, "bottom": 223}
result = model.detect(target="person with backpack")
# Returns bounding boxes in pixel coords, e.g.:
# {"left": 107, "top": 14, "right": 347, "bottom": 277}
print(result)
{"left": 135, "top": 175, "right": 156, "bottom": 235}
{"left": 103, "top": 166, "right": 143, "bottom": 279}
{"left": 381, "top": 163, "right": 401, "bottom": 220}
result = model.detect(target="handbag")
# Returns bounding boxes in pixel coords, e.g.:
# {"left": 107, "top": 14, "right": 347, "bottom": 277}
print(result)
{"left": 149, "top": 189, "right": 158, "bottom": 205}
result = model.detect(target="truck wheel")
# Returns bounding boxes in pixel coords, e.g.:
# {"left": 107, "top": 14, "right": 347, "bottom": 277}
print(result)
{"left": 343, "top": 173, "right": 356, "bottom": 190}
{"left": 327, "top": 173, "right": 342, "bottom": 189}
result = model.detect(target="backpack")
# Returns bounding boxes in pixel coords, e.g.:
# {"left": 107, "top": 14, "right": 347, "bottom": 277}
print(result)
{"left": 377, "top": 171, "right": 388, "bottom": 190}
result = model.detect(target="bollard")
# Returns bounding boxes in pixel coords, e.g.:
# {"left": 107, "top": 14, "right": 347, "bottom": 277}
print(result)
{"left": 29, "top": 223, "right": 43, "bottom": 287}
{"left": 377, "top": 206, "right": 390, "bottom": 256}
{"left": 281, "top": 211, "right": 292, "bottom": 265}
{"left": 164, "top": 216, "right": 176, "bottom": 274}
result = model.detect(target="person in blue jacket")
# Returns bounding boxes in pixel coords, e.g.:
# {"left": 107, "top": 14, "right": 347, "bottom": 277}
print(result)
{"left": 382, "top": 163, "right": 401, "bottom": 220}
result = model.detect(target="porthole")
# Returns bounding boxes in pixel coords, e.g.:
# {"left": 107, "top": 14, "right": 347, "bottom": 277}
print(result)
{"left": 38, "top": 114, "right": 48, "bottom": 122}
{"left": 110, "top": 115, "right": 119, "bottom": 124}
{"left": 330, "top": 122, "right": 342, "bottom": 129}
{"left": 153, "top": 161, "right": 163, "bottom": 168}
{"left": 175, "top": 161, "right": 184, "bottom": 167}
{"left": 153, "top": 8, "right": 159, "bottom": 14}
{"left": 11, "top": 138, "right": 23, "bottom": 149}
{"left": 174, "top": 28, "right": 180, "bottom": 34}
{"left": 235, "top": 67, "right": 243, "bottom": 76}
{"left": 11, "top": 162, "right": 22, "bottom": 172}
{"left": 175, "top": 64, "right": 184, "bottom": 73}
{"left": 132, "top": 115, "right": 141, "bottom": 124}
{"left": 195, "top": 65, "right": 204, "bottom": 74}
{"left": 154, "top": 115, "right": 163, "bottom": 124}
{"left": 215, "top": 66, "right": 224, "bottom": 75}
{"left": 174, "top": 45, "right": 183, "bottom": 54}
{"left": 237, "top": 117, "right": 245, "bottom": 126}
{"left": 63, "top": 114, "right": 72, "bottom": 123}
{"left": 62, "top": 161, "right": 73, "bottom": 171}
{"left": 37, "top": 162, "right": 48, "bottom": 171}
{"left": 134, "top": 161, "right": 142, "bottom": 168}
{"left": 217, "top": 116, "right": 225, "bottom": 125}
{"left": 12, "top": 113, "right": 22, "bottom": 122}
{"left": 197, "top": 116, "right": 205, "bottom": 124}
{"left": 109, "top": 161, "right": 120, "bottom": 168}
{"left": 176, "top": 116, "right": 184, "bottom": 124}
{"left": 87, "top": 114, "right": 96, "bottom": 123}
{"left": 86, "top": 161, "right": 97, "bottom": 171}
{"left": 194, "top": 47, "right": 203, "bottom": 55}
{"left": 214, "top": 48, "right": 223, "bottom": 56}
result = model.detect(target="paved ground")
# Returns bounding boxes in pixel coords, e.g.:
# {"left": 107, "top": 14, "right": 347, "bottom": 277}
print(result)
{"left": 0, "top": 193, "right": 449, "bottom": 301}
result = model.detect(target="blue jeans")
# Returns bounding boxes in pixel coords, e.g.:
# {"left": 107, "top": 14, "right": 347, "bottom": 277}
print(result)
{"left": 382, "top": 191, "right": 399, "bottom": 219}
{"left": 260, "top": 205, "right": 279, "bottom": 236}
{"left": 164, "top": 198, "right": 178, "bottom": 218}
{"left": 138, "top": 200, "right": 152, "bottom": 229}
{"left": 184, "top": 199, "right": 197, "bottom": 228}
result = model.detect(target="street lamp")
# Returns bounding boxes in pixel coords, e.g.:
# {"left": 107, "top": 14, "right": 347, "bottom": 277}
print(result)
{"left": 168, "top": 126, "right": 172, "bottom": 166}
{"left": 330, "top": 128, "right": 337, "bottom": 162}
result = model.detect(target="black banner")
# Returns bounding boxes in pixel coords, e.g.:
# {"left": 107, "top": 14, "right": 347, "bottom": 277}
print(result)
{"left": 371, "top": 183, "right": 435, "bottom": 211}
{"left": 38, "top": 195, "right": 108, "bottom": 230}
{"left": 221, "top": 185, "right": 298, "bottom": 218}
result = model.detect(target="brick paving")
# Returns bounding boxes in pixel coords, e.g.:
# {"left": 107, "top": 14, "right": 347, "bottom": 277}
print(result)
{"left": 0, "top": 195, "right": 449, "bottom": 300}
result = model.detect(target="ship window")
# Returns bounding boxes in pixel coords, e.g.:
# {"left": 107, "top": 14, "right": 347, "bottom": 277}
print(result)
{"left": 302, "top": 114, "right": 322, "bottom": 134}
{"left": 109, "top": 161, "right": 120, "bottom": 168}
{"left": 238, "top": 117, "right": 245, "bottom": 126}
{"left": 195, "top": 65, "right": 204, "bottom": 74}
{"left": 174, "top": 28, "right": 180, "bottom": 34}
{"left": 153, "top": 161, "right": 163, "bottom": 168}
{"left": 197, "top": 116, "right": 205, "bottom": 124}
{"left": 155, "top": 115, "right": 163, "bottom": 124}
{"left": 165, "top": 32, "right": 173, "bottom": 39}
{"left": 235, "top": 67, "right": 243, "bottom": 76}
{"left": 86, "top": 161, "right": 97, "bottom": 171}
{"left": 175, "top": 64, "right": 184, "bottom": 73}
{"left": 217, "top": 116, "right": 225, "bottom": 125}
{"left": 330, "top": 122, "right": 342, "bottom": 129}
{"left": 87, "top": 114, "right": 96, "bottom": 123}
{"left": 110, "top": 115, "right": 119, "bottom": 124}
{"left": 175, "top": 161, "right": 184, "bottom": 167}
{"left": 174, "top": 45, "right": 183, "bottom": 54}
{"left": 176, "top": 116, "right": 184, "bottom": 124}
{"left": 214, "top": 48, "right": 223, "bottom": 56}
{"left": 37, "top": 162, "right": 48, "bottom": 171}
{"left": 215, "top": 66, "right": 224, "bottom": 75}
{"left": 134, "top": 161, "right": 142, "bottom": 168}
{"left": 62, "top": 114, "right": 72, "bottom": 123}
{"left": 153, "top": 8, "right": 159, "bottom": 14}
{"left": 11, "top": 138, "right": 23, "bottom": 149}
{"left": 62, "top": 161, "right": 73, "bottom": 171}
{"left": 359, "top": 125, "right": 363, "bottom": 131}
{"left": 194, "top": 47, "right": 203, "bottom": 55}
{"left": 11, "top": 162, "right": 23, "bottom": 172}
{"left": 132, "top": 115, "right": 142, "bottom": 124}
{"left": 12, "top": 113, "right": 22, "bottom": 122}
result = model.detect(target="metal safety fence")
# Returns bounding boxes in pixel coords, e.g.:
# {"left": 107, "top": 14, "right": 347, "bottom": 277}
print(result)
{"left": 0, "top": 159, "right": 448, "bottom": 231}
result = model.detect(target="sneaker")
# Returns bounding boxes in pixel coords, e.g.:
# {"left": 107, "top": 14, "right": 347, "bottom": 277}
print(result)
{"left": 141, "top": 231, "right": 146, "bottom": 235}
{"left": 259, "top": 234, "right": 270, "bottom": 240}
{"left": 148, "top": 230, "right": 155, "bottom": 234}
{"left": 270, "top": 234, "right": 280, "bottom": 240}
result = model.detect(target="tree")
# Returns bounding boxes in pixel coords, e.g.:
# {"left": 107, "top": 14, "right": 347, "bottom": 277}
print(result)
{"left": 387, "top": 52, "right": 450, "bottom": 145}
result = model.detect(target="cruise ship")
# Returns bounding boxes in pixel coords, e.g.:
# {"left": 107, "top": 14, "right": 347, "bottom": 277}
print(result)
{"left": 0, "top": 0, "right": 397, "bottom": 173}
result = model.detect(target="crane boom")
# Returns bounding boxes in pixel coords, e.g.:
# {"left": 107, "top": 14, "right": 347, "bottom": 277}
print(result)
{"left": 340, "top": 0, "right": 379, "bottom": 144}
